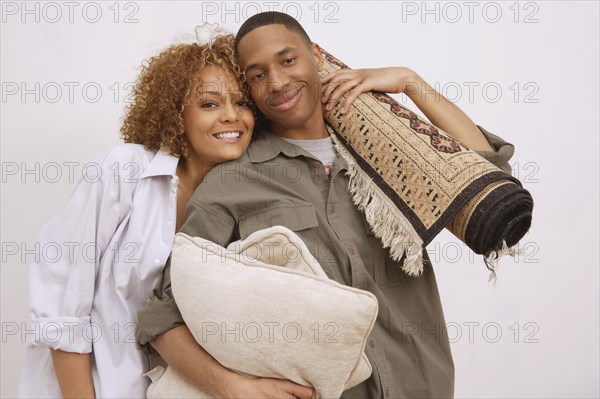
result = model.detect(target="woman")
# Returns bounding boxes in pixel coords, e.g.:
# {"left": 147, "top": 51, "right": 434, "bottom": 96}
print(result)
{"left": 18, "top": 34, "right": 254, "bottom": 398}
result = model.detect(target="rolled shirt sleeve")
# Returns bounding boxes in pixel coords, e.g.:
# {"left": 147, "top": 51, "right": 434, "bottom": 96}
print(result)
{"left": 28, "top": 154, "right": 124, "bottom": 353}
{"left": 136, "top": 197, "right": 235, "bottom": 348}
{"left": 474, "top": 125, "right": 515, "bottom": 175}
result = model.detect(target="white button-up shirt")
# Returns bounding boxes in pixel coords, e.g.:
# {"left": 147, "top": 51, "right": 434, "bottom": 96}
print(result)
{"left": 18, "top": 144, "right": 179, "bottom": 398}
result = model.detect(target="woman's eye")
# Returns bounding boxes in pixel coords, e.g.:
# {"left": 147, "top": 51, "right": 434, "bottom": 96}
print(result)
{"left": 252, "top": 72, "right": 265, "bottom": 81}
{"left": 201, "top": 102, "right": 217, "bottom": 108}
{"left": 236, "top": 100, "right": 250, "bottom": 107}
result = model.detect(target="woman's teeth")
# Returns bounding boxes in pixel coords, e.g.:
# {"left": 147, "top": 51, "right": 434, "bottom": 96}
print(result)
{"left": 215, "top": 132, "right": 241, "bottom": 140}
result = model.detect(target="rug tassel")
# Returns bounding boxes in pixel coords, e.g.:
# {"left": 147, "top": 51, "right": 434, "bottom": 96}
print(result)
{"left": 330, "top": 132, "right": 426, "bottom": 276}
{"left": 484, "top": 240, "right": 526, "bottom": 283}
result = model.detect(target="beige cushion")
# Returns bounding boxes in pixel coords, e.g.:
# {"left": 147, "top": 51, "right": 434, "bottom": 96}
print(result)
{"left": 146, "top": 226, "right": 378, "bottom": 399}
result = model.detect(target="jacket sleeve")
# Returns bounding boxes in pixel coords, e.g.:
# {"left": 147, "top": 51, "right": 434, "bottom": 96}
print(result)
{"left": 136, "top": 196, "right": 236, "bottom": 348}
{"left": 473, "top": 125, "right": 515, "bottom": 175}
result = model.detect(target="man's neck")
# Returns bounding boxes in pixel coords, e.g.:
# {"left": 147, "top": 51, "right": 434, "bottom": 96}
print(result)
{"left": 269, "top": 115, "right": 329, "bottom": 140}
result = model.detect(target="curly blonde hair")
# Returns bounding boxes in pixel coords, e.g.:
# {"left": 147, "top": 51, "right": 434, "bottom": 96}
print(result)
{"left": 120, "top": 34, "right": 249, "bottom": 159}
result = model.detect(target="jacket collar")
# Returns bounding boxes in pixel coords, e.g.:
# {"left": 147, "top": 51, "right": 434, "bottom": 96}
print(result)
{"left": 248, "top": 124, "right": 340, "bottom": 164}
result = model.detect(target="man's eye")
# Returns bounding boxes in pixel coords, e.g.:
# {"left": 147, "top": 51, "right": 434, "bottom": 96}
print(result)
{"left": 284, "top": 57, "right": 296, "bottom": 65}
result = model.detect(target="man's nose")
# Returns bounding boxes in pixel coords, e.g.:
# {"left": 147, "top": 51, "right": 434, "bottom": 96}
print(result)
{"left": 268, "top": 66, "right": 290, "bottom": 93}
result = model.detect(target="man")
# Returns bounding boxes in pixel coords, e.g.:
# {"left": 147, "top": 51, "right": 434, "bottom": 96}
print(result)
{"left": 137, "top": 12, "right": 514, "bottom": 398}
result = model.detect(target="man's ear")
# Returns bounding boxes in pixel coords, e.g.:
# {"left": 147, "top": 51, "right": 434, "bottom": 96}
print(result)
{"left": 311, "top": 43, "right": 324, "bottom": 71}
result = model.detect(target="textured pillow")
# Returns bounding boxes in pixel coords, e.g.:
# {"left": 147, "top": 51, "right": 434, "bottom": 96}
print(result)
{"left": 146, "top": 226, "right": 379, "bottom": 399}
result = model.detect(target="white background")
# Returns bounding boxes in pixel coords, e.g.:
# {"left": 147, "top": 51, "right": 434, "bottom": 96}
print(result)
{"left": 1, "top": 1, "right": 598, "bottom": 398}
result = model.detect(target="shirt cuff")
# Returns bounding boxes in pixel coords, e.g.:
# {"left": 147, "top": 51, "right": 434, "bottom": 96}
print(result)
{"left": 474, "top": 125, "right": 515, "bottom": 175}
{"left": 136, "top": 295, "right": 185, "bottom": 350}
{"left": 27, "top": 315, "right": 92, "bottom": 353}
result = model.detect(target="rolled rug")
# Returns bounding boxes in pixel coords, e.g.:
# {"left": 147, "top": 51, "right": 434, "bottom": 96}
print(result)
{"left": 319, "top": 48, "right": 533, "bottom": 277}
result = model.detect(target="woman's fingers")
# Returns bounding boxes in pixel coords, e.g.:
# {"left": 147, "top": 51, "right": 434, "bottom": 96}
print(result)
{"left": 321, "top": 69, "right": 364, "bottom": 99}
{"left": 241, "top": 377, "right": 314, "bottom": 399}
{"left": 321, "top": 69, "right": 355, "bottom": 85}
{"left": 284, "top": 381, "right": 314, "bottom": 399}
{"left": 324, "top": 78, "right": 365, "bottom": 111}
{"left": 341, "top": 84, "right": 369, "bottom": 113}
{"left": 322, "top": 82, "right": 339, "bottom": 104}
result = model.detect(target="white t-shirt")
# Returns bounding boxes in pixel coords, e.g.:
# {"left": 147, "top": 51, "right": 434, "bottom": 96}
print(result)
{"left": 281, "top": 136, "right": 339, "bottom": 176}
{"left": 18, "top": 144, "right": 179, "bottom": 398}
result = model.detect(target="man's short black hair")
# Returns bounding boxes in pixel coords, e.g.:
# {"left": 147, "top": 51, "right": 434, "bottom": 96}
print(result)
{"left": 234, "top": 11, "right": 312, "bottom": 54}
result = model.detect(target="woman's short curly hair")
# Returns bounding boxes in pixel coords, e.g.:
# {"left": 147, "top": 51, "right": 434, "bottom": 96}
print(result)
{"left": 120, "top": 34, "right": 249, "bottom": 159}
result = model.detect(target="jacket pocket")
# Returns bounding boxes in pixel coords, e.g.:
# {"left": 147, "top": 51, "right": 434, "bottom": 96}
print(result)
{"left": 363, "top": 218, "right": 407, "bottom": 288}
{"left": 238, "top": 204, "right": 319, "bottom": 240}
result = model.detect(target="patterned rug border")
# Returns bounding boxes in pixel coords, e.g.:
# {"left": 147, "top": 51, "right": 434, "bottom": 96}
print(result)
{"left": 333, "top": 131, "right": 522, "bottom": 245}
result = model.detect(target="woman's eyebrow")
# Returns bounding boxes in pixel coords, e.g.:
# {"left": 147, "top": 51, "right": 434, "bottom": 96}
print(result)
{"left": 195, "top": 89, "right": 245, "bottom": 100}
{"left": 189, "top": 90, "right": 221, "bottom": 102}
{"left": 197, "top": 90, "right": 221, "bottom": 96}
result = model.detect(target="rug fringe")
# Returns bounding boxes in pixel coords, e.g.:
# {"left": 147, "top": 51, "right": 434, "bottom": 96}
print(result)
{"left": 483, "top": 240, "right": 525, "bottom": 283}
{"left": 330, "top": 132, "right": 426, "bottom": 276}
